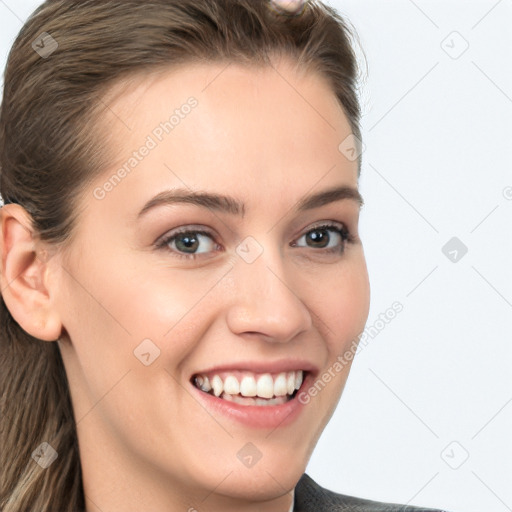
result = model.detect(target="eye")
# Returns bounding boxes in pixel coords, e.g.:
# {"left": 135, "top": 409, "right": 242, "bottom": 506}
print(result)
{"left": 156, "top": 227, "right": 219, "bottom": 260}
{"left": 291, "top": 222, "right": 353, "bottom": 255}
{"left": 155, "top": 222, "right": 355, "bottom": 260}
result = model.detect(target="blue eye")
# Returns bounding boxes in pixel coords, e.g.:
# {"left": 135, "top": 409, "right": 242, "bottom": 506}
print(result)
{"left": 157, "top": 228, "right": 219, "bottom": 260}
{"left": 156, "top": 223, "right": 354, "bottom": 261}
{"left": 291, "top": 223, "right": 352, "bottom": 254}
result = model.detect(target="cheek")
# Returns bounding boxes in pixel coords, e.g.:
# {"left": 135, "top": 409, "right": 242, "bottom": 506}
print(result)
{"left": 89, "top": 264, "right": 230, "bottom": 369}
{"left": 303, "top": 260, "right": 369, "bottom": 425}
{"left": 320, "top": 257, "right": 370, "bottom": 354}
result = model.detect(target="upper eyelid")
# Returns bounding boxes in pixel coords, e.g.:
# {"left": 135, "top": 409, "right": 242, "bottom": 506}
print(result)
{"left": 162, "top": 220, "right": 347, "bottom": 238}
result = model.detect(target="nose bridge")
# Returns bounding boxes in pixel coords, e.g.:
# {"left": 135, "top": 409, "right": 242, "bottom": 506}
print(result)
{"left": 226, "top": 234, "right": 312, "bottom": 342}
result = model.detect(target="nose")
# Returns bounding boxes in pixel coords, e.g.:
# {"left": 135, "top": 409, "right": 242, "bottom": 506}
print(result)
{"left": 225, "top": 242, "right": 313, "bottom": 343}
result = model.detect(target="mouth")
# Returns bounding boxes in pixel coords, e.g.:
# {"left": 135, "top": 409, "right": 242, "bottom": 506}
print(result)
{"left": 191, "top": 370, "right": 305, "bottom": 407}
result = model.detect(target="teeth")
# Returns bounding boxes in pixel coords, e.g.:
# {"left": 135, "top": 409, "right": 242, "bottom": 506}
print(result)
{"left": 240, "top": 375, "right": 257, "bottom": 397}
{"left": 256, "top": 373, "right": 274, "bottom": 398}
{"left": 221, "top": 392, "right": 289, "bottom": 406}
{"left": 194, "top": 370, "right": 305, "bottom": 401}
{"left": 195, "top": 375, "right": 212, "bottom": 393}
{"left": 287, "top": 372, "right": 295, "bottom": 395}
{"left": 223, "top": 375, "right": 239, "bottom": 395}
{"left": 273, "top": 373, "right": 288, "bottom": 397}
{"left": 295, "top": 371, "right": 303, "bottom": 390}
{"left": 211, "top": 375, "right": 223, "bottom": 397}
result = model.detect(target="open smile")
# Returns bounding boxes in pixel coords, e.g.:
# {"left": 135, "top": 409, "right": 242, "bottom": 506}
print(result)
{"left": 192, "top": 369, "right": 304, "bottom": 406}
{"left": 190, "top": 365, "right": 316, "bottom": 429}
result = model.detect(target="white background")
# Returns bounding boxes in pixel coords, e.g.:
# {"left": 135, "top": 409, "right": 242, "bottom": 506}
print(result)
{"left": 1, "top": 1, "right": 511, "bottom": 511}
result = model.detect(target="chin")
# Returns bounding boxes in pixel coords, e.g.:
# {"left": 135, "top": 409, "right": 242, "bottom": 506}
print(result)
{"left": 214, "top": 464, "right": 304, "bottom": 501}
{"left": 178, "top": 445, "right": 308, "bottom": 502}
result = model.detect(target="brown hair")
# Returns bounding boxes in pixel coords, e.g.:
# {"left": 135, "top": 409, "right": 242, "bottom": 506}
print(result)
{"left": 0, "top": 1, "right": 364, "bottom": 510}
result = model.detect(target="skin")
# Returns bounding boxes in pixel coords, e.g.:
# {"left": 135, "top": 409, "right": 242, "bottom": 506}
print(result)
{"left": 0, "top": 56, "right": 370, "bottom": 512}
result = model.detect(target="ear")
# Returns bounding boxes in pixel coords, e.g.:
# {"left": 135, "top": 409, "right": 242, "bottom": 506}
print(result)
{"left": 0, "top": 204, "right": 62, "bottom": 342}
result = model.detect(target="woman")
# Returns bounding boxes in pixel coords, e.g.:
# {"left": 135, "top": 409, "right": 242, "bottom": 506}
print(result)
{"left": 0, "top": 1, "right": 451, "bottom": 510}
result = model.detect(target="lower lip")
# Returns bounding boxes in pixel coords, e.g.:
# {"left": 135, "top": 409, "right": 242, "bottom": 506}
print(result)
{"left": 190, "top": 373, "right": 312, "bottom": 429}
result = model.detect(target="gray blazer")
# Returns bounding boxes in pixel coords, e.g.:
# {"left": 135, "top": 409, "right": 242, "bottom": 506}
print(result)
{"left": 294, "top": 474, "right": 449, "bottom": 511}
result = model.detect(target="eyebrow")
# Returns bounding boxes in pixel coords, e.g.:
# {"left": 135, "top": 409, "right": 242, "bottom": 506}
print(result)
{"left": 137, "top": 185, "right": 363, "bottom": 219}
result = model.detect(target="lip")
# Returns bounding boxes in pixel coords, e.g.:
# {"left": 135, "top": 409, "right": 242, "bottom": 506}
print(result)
{"left": 190, "top": 367, "right": 316, "bottom": 429}
{"left": 191, "top": 359, "right": 319, "bottom": 377}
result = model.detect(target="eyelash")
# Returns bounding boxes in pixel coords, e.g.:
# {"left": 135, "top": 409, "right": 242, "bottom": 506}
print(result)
{"left": 155, "top": 223, "right": 356, "bottom": 261}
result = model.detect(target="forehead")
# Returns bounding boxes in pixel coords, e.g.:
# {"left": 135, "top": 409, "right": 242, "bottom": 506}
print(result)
{"left": 85, "top": 58, "right": 358, "bottom": 226}
{"left": 99, "top": 56, "right": 354, "bottom": 165}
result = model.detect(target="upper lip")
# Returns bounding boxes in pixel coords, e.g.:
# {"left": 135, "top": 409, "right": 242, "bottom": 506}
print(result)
{"left": 191, "top": 359, "right": 319, "bottom": 378}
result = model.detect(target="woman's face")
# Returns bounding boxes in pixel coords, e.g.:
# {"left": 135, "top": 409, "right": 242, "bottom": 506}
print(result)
{"left": 52, "top": 57, "right": 370, "bottom": 510}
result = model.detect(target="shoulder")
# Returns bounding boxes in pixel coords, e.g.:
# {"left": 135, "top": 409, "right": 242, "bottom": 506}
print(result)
{"left": 294, "top": 473, "right": 450, "bottom": 512}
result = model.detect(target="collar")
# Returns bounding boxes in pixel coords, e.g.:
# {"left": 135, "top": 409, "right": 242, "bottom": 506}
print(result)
{"left": 288, "top": 489, "right": 295, "bottom": 512}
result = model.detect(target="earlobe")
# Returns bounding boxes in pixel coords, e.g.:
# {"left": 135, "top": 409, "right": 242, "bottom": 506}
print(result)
{"left": 0, "top": 204, "right": 62, "bottom": 342}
